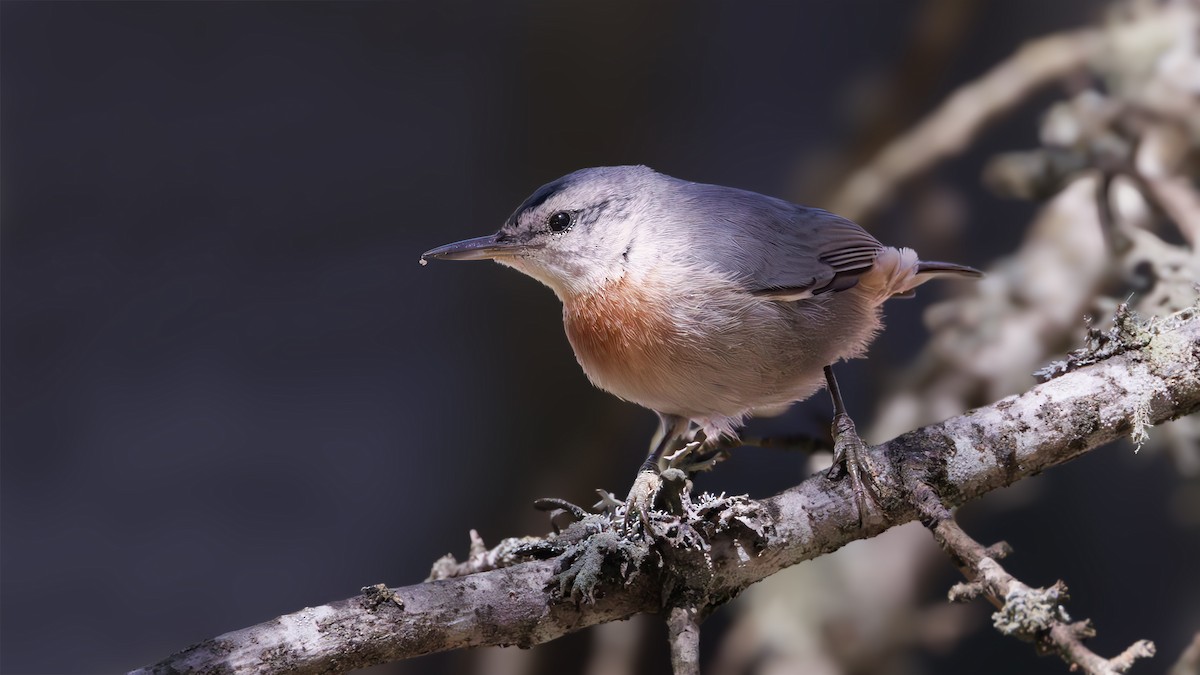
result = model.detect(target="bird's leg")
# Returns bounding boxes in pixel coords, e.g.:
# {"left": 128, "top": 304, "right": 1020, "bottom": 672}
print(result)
{"left": 542, "top": 416, "right": 689, "bottom": 530}
{"left": 658, "top": 425, "right": 734, "bottom": 473}
{"left": 621, "top": 413, "right": 690, "bottom": 530}
{"left": 823, "top": 365, "right": 878, "bottom": 525}
{"left": 639, "top": 413, "right": 688, "bottom": 472}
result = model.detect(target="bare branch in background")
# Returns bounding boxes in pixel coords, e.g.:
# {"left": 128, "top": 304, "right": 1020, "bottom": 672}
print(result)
{"left": 828, "top": 2, "right": 1194, "bottom": 223}
{"left": 721, "top": 3, "right": 1200, "bottom": 671}
{"left": 1170, "top": 633, "right": 1200, "bottom": 675}
{"left": 917, "top": 484, "right": 1155, "bottom": 674}
{"left": 668, "top": 607, "right": 703, "bottom": 675}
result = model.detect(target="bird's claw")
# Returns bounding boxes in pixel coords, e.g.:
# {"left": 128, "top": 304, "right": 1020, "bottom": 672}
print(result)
{"left": 661, "top": 438, "right": 729, "bottom": 474}
{"left": 593, "top": 489, "right": 624, "bottom": 515}
{"left": 533, "top": 497, "right": 590, "bottom": 522}
{"left": 826, "top": 412, "right": 881, "bottom": 527}
{"left": 662, "top": 440, "right": 703, "bottom": 466}
{"left": 621, "top": 470, "right": 660, "bottom": 533}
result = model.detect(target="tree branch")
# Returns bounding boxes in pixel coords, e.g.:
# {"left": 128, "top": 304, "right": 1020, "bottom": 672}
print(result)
{"left": 917, "top": 485, "right": 1156, "bottom": 674}
{"left": 133, "top": 304, "right": 1200, "bottom": 675}
{"left": 667, "top": 606, "right": 702, "bottom": 675}
{"left": 827, "top": 3, "right": 1191, "bottom": 222}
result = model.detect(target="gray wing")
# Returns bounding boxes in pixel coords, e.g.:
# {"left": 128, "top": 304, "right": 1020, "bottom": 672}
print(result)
{"left": 678, "top": 182, "right": 882, "bottom": 300}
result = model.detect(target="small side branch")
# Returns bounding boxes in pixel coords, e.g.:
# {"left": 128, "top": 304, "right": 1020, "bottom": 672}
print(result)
{"left": 829, "top": 27, "right": 1101, "bottom": 220}
{"left": 912, "top": 482, "right": 1155, "bottom": 674}
{"left": 667, "top": 606, "right": 702, "bottom": 675}
{"left": 828, "top": 5, "right": 1189, "bottom": 221}
{"left": 1052, "top": 624, "right": 1156, "bottom": 675}
{"left": 1169, "top": 632, "right": 1200, "bottom": 675}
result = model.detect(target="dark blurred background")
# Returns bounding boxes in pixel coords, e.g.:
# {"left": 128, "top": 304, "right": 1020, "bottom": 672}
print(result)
{"left": 3, "top": 1, "right": 1196, "bottom": 674}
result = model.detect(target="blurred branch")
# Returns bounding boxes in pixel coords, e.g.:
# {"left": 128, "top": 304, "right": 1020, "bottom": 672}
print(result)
{"left": 668, "top": 607, "right": 702, "bottom": 675}
{"left": 1140, "top": 172, "right": 1200, "bottom": 246}
{"left": 918, "top": 484, "right": 1155, "bottom": 674}
{"left": 720, "top": 2, "right": 1199, "bottom": 672}
{"left": 828, "top": 3, "right": 1190, "bottom": 222}
{"left": 133, "top": 303, "right": 1200, "bottom": 675}
{"left": 1170, "top": 632, "right": 1200, "bottom": 675}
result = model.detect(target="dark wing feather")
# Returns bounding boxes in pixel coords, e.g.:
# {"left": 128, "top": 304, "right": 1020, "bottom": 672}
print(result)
{"left": 744, "top": 206, "right": 882, "bottom": 300}
{"left": 672, "top": 180, "right": 883, "bottom": 301}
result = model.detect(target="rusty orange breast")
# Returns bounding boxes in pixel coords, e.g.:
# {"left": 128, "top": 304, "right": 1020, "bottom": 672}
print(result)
{"left": 561, "top": 275, "right": 680, "bottom": 397}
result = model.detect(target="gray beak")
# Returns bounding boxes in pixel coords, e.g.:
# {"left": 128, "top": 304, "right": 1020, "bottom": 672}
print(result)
{"left": 421, "top": 234, "right": 535, "bottom": 263}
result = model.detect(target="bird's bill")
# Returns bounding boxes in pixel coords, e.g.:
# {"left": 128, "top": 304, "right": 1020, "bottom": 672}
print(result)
{"left": 421, "top": 234, "right": 536, "bottom": 262}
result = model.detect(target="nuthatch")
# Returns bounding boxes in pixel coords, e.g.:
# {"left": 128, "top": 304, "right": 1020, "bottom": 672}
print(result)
{"left": 423, "top": 166, "right": 979, "bottom": 502}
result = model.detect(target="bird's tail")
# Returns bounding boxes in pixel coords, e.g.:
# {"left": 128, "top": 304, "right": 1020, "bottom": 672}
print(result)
{"left": 915, "top": 260, "right": 984, "bottom": 278}
{"left": 860, "top": 248, "right": 981, "bottom": 302}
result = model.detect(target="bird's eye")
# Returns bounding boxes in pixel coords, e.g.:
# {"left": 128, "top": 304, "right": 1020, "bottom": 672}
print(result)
{"left": 547, "top": 211, "right": 574, "bottom": 233}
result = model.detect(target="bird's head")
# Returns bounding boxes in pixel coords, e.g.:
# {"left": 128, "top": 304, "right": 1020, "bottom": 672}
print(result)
{"left": 422, "top": 166, "right": 665, "bottom": 299}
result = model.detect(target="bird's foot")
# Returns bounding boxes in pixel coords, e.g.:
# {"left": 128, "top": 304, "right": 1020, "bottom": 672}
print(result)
{"left": 607, "top": 437, "right": 728, "bottom": 533}
{"left": 622, "top": 436, "right": 734, "bottom": 528}
{"left": 620, "top": 470, "right": 659, "bottom": 533}
{"left": 662, "top": 438, "right": 730, "bottom": 473}
{"left": 825, "top": 412, "right": 881, "bottom": 527}
{"left": 616, "top": 466, "right": 693, "bottom": 535}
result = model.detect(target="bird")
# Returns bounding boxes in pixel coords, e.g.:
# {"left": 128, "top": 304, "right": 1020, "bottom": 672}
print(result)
{"left": 422, "top": 165, "right": 979, "bottom": 512}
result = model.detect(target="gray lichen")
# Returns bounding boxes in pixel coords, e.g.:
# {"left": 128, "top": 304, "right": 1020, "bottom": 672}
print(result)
{"left": 992, "top": 581, "right": 1072, "bottom": 640}
{"left": 423, "top": 472, "right": 774, "bottom": 612}
{"left": 545, "top": 482, "right": 771, "bottom": 606}
{"left": 1036, "top": 302, "right": 1154, "bottom": 381}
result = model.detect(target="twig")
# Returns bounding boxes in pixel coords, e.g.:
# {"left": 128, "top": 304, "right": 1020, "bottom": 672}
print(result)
{"left": 426, "top": 529, "right": 546, "bottom": 580}
{"left": 829, "top": 28, "right": 1100, "bottom": 220}
{"left": 667, "top": 606, "right": 702, "bottom": 675}
{"left": 1137, "top": 172, "right": 1200, "bottom": 248}
{"left": 1169, "top": 632, "right": 1200, "bottom": 675}
{"left": 132, "top": 304, "right": 1200, "bottom": 675}
{"left": 1052, "top": 623, "right": 1156, "bottom": 675}
{"left": 1095, "top": 170, "right": 1137, "bottom": 256}
{"left": 828, "top": 6, "right": 1187, "bottom": 221}
{"left": 912, "top": 480, "right": 1155, "bottom": 674}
